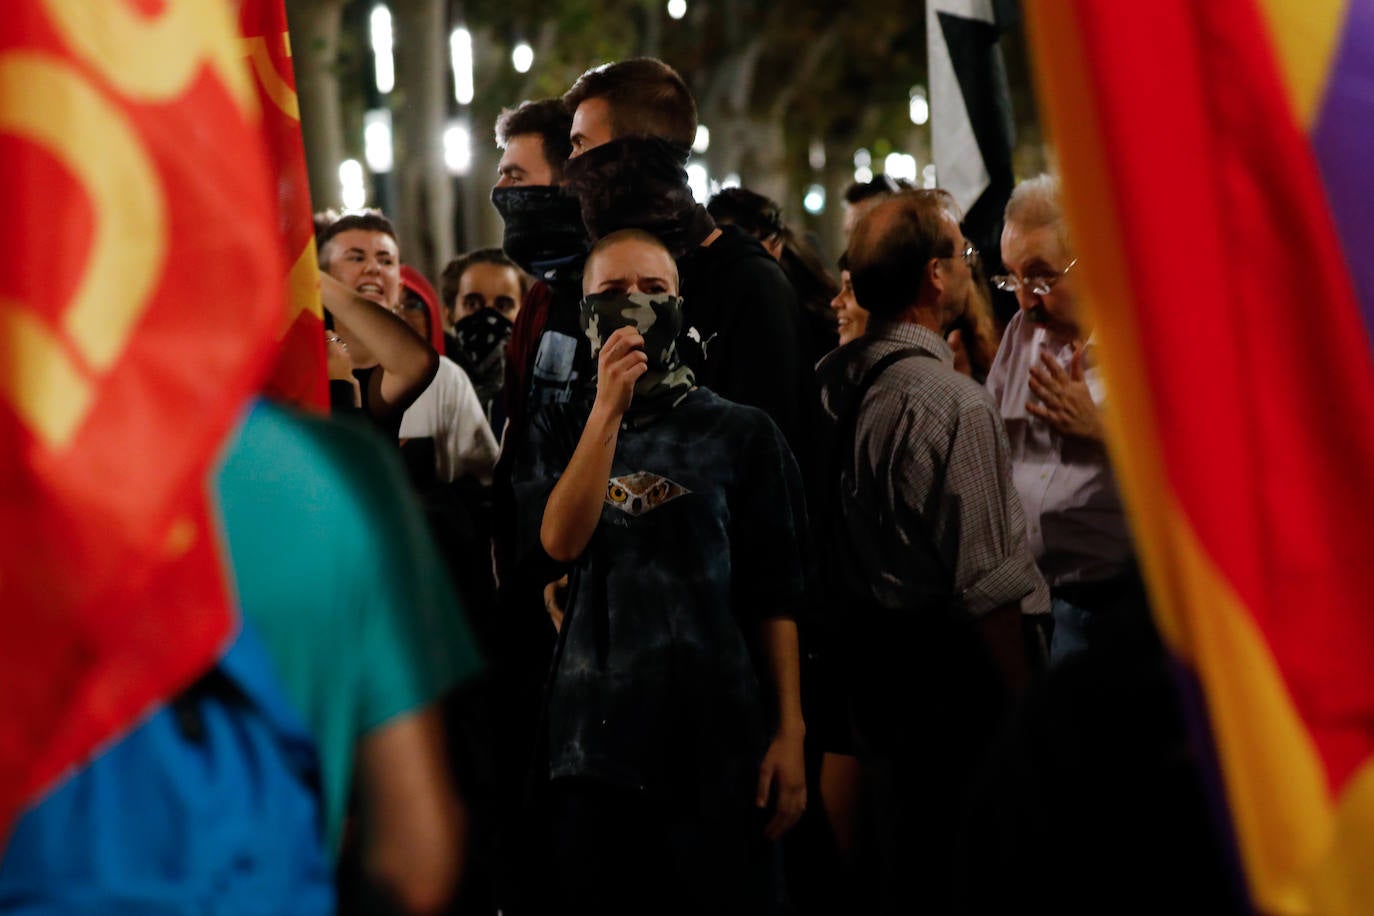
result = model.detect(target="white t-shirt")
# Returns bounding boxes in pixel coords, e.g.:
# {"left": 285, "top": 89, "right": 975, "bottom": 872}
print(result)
{"left": 399, "top": 356, "right": 499, "bottom": 484}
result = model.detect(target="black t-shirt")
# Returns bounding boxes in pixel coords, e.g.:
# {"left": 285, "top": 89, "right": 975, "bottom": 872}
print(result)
{"left": 526, "top": 285, "right": 595, "bottom": 416}
{"left": 676, "top": 226, "right": 805, "bottom": 448}
{"left": 351, "top": 365, "right": 403, "bottom": 440}
{"left": 512, "top": 388, "right": 808, "bottom": 811}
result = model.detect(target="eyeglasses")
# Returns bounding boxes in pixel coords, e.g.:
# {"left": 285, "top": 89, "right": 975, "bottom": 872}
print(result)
{"left": 939, "top": 242, "right": 979, "bottom": 267}
{"left": 990, "top": 258, "right": 1077, "bottom": 296}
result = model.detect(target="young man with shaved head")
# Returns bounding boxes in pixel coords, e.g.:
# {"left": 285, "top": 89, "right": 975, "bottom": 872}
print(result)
{"left": 512, "top": 229, "right": 808, "bottom": 915}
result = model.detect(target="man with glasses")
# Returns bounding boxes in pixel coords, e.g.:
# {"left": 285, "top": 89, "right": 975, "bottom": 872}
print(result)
{"left": 815, "top": 189, "right": 1047, "bottom": 913}
{"left": 987, "top": 174, "right": 1142, "bottom": 664}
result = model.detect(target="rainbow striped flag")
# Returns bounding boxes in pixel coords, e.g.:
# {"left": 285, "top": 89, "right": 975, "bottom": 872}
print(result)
{"left": 1025, "top": 2, "right": 1374, "bottom": 911}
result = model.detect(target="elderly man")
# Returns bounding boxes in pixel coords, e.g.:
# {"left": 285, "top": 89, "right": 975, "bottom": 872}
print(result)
{"left": 512, "top": 228, "right": 807, "bottom": 916}
{"left": 987, "top": 174, "right": 1143, "bottom": 663}
{"left": 815, "top": 189, "right": 1048, "bottom": 914}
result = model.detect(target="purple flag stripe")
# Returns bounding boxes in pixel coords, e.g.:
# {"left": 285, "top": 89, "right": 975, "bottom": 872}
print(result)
{"left": 1312, "top": 0, "right": 1374, "bottom": 344}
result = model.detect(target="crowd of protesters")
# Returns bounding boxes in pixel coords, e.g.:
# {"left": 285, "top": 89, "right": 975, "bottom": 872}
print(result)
{"left": 0, "top": 57, "right": 1246, "bottom": 916}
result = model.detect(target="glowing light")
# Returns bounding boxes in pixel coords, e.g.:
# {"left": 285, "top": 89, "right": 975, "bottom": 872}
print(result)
{"left": 693, "top": 124, "right": 710, "bottom": 154}
{"left": 809, "top": 139, "right": 826, "bottom": 171}
{"left": 884, "top": 152, "right": 918, "bottom": 183}
{"left": 687, "top": 161, "right": 709, "bottom": 203}
{"left": 512, "top": 41, "right": 533, "bottom": 73}
{"left": 722, "top": 172, "right": 741, "bottom": 189}
{"left": 370, "top": 5, "right": 394, "bottom": 94}
{"left": 339, "top": 158, "right": 366, "bottom": 209}
{"left": 854, "top": 148, "right": 871, "bottom": 169}
{"left": 667, "top": 0, "right": 687, "bottom": 19}
{"left": 922, "top": 163, "right": 937, "bottom": 189}
{"left": 909, "top": 85, "right": 929, "bottom": 126}
{"left": 364, "top": 109, "right": 392, "bottom": 174}
{"left": 450, "top": 27, "right": 474, "bottom": 105}
{"left": 803, "top": 184, "right": 825, "bottom": 214}
{"left": 444, "top": 122, "right": 472, "bottom": 175}
{"left": 854, "top": 166, "right": 873, "bottom": 184}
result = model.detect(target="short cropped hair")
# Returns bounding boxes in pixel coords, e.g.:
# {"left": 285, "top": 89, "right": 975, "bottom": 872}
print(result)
{"left": 495, "top": 99, "right": 574, "bottom": 179}
{"left": 562, "top": 58, "right": 697, "bottom": 148}
{"left": 847, "top": 190, "right": 958, "bottom": 320}
{"left": 317, "top": 209, "right": 399, "bottom": 269}
{"left": 439, "top": 248, "right": 528, "bottom": 314}
{"left": 844, "top": 174, "right": 913, "bottom": 206}
{"left": 583, "top": 228, "right": 680, "bottom": 294}
{"left": 706, "top": 187, "right": 783, "bottom": 242}
{"left": 1004, "top": 173, "right": 1071, "bottom": 255}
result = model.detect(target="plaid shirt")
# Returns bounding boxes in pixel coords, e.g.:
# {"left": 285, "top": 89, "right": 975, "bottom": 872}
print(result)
{"left": 816, "top": 319, "right": 1049, "bottom": 617}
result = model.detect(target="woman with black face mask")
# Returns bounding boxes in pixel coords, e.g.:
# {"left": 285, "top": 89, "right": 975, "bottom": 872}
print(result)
{"left": 511, "top": 229, "right": 810, "bottom": 916}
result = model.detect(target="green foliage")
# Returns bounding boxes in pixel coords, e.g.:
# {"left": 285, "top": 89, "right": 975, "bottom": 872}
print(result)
{"left": 454, "top": 0, "right": 929, "bottom": 155}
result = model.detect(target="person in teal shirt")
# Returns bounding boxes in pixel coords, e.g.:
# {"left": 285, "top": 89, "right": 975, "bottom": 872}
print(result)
{"left": 216, "top": 399, "right": 482, "bottom": 911}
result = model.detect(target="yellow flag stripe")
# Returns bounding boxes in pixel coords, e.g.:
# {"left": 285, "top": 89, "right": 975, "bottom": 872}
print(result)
{"left": 1025, "top": 4, "right": 1340, "bottom": 911}
{"left": 1255, "top": 0, "right": 1349, "bottom": 129}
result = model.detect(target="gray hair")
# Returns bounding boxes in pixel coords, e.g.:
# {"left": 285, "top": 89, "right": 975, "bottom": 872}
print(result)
{"left": 1004, "top": 174, "right": 1071, "bottom": 255}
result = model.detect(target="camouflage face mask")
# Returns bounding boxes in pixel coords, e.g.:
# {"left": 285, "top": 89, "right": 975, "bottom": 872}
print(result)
{"left": 579, "top": 291, "right": 696, "bottom": 413}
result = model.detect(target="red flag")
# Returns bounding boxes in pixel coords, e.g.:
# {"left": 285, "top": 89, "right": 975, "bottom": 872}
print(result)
{"left": 239, "top": 0, "right": 328, "bottom": 410}
{"left": 1026, "top": 1, "right": 1374, "bottom": 910}
{"left": 0, "top": 2, "right": 284, "bottom": 837}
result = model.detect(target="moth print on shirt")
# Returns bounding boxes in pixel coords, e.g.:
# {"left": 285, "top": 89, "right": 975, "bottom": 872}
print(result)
{"left": 604, "top": 472, "right": 690, "bottom": 517}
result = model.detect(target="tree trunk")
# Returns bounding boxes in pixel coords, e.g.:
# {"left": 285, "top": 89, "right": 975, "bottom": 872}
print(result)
{"left": 455, "top": 25, "right": 506, "bottom": 257}
{"left": 284, "top": 0, "right": 346, "bottom": 215}
{"left": 393, "top": 0, "right": 453, "bottom": 279}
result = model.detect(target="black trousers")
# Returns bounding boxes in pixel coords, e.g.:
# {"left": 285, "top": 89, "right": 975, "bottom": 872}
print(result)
{"left": 535, "top": 778, "right": 781, "bottom": 916}
{"left": 845, "top": 608, "right": 1017, "bottom": 915}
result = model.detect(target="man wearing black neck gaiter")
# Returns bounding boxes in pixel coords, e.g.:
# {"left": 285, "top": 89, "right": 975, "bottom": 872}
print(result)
{"left": 485, "top": 99, "right": 593, "bottom": 916}
{"left": 490, "top": 99, "right": 593, "bottom": 433}
{"left": 561, "top": 58, "right": 805, "bottom": 450}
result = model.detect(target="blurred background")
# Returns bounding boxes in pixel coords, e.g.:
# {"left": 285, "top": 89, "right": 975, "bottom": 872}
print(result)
{"left": 285, "top": 0, "right": 1049, "bottom": 277}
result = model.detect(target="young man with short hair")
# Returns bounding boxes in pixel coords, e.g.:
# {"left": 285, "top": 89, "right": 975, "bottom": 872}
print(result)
{"left": 560, "top": 58, "right": 806, "bottom": 450}
{"left": 317, "top": 211, "right": 439, "bottom": 431}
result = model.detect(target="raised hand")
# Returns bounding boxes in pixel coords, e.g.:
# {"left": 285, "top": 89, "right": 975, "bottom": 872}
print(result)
{"left": 594, "top": 326, "right": 649, "bottom": 419}
{"left": 1027, "top": 346, "right": 1103, "bottom": 441}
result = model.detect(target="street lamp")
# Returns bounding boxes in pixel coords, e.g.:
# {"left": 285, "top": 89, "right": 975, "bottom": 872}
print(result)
{"left": 339, "top": 159, "right": 366, "bottom": 209}
{"left": 364, "top": 109, "right": 393, "bottom": 174}
{"left": 444, "top": 123, "right": 472, "bottom": 175}
{"left": 512, "top": 41, "right": 534, "bottom": 74}
{"left": 450, "top": 27, "right": 474, "bottom": 104}
{"left": 909, "top": 85, "right": 929, "bottom": 126}
{"left": 370, "top": 5, "right": 393, "bottom": 94}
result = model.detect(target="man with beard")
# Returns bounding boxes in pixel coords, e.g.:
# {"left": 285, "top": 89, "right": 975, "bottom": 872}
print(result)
{"left": 512, "top": 229, "right": 807, "bottom": 915}
{"left": 561, "top": 59, "right": 804, "bottom": 448}
{"left": 986, "top": 174, "right": 1142, "bottom": 663}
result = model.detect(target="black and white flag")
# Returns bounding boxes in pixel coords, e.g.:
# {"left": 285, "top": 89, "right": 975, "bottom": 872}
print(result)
{"left": 927, "top": 0, "right": 1016, "bottom": 297}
